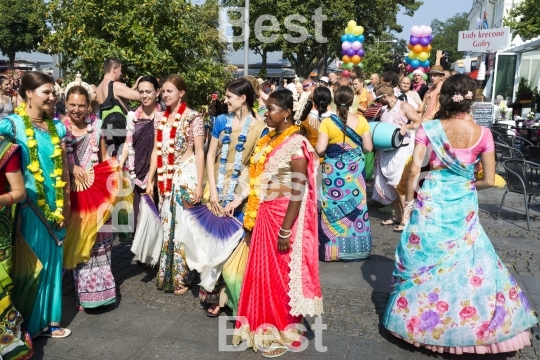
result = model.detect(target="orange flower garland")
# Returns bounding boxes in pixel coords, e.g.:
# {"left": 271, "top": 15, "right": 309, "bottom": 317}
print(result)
{"left": 243, "top": 125, "right": 300, "bottom": 231}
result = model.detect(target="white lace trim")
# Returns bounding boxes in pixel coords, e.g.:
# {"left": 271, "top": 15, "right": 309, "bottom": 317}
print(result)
{"left": 232, "top": 323, "right": 302, "bottom": 352}
{"left": 262, "top": 135, "right": 323, "bottom": 317}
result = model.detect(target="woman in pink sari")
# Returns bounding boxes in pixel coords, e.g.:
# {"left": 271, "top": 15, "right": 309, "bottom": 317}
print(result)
{"left": 232, "top": 89, "right": 323, "bottom": 358}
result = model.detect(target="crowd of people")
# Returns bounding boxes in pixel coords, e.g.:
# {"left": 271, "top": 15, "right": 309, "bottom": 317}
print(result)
{"left": 0, "top": 54, "right": 536, "bottom": 359}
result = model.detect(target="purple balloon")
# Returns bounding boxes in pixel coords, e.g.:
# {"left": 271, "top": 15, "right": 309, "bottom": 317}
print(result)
{"left": 347, "top": 48, "right": 356, "bottom": 56}
{"left": 341, "top": 49, "right": 347, "bottom": 56}
{"left": 428, "top": 35, "right": 433, "bottom": 42}
{"left": 419, "top": 37, "right": 431, "bottom": 46}
{"left": 356, "top": 49, "right": 365, "bottom": 57}
{"left": 409, "top": 36, "right": 420, "bottom": 46}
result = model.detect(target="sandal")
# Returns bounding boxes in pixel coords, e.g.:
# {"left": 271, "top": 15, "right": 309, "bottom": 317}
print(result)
{"left": 75, "top": 302, "right": 84, "bottom": 311}
{"left": 173, "top": 287, "right": 189, "bottom": 295}
{"left": 393, "top": 223, "right": 405, "bottom": 232}
{"left": 381, "top": 217, "right": 399, "bottom": 226}
{"left": 262, "top": 343, "right": 289, "bottom": 358}
{"left": 40, "top": 326, "right": 72, "bottom": 338}
{"left": 206, "top": 304, "right": 222, "bottom": 318}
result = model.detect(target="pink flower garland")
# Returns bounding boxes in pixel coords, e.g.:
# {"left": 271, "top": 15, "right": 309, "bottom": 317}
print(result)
{"left": 64, "top": 114, "right": 99, "bottom": 166}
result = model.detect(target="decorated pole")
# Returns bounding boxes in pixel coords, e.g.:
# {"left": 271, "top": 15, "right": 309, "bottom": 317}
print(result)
{"left": 340, "top": 20, "right": 365, "bottom": 77}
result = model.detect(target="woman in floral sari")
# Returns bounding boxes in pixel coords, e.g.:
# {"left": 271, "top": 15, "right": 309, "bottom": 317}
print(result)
{"left": 147, "top": 75, "right": 205, "bottom": 294}
{"left": 0, "top": 71, "right": 71, "bottom": 338}
{"left": 316, "top": 86, "right": 373, "bottom": 262}
{"left": 232, "top": 89, "right": 322, "bottom": 358}
{"left": 0, "top": 137, "right": 33, "bottom": 358}
{"left": 62, "top": 85, "right": 117, "bottom": 310}
{"left": 384, "top": 74, "right": 537, "bottom": 354}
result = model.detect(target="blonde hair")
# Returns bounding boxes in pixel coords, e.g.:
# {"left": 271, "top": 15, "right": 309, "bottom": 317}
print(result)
{"left": 243, "top": 75, "right": 260, "bottom": 99}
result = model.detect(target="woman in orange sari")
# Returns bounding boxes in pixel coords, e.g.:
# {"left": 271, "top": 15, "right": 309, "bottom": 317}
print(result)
{"left": 233, "top": 89, "right": 323, "bottom": 358}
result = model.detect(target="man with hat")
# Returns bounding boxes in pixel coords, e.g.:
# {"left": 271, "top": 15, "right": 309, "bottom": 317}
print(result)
{"left": 411, "top": 69, "right": 429, "bottom": 100}
{"left": 420, "top": 64, "right": 445, "bottom": 121}
{"left": 319, "top": 76, "right": 330, "bottom": 87}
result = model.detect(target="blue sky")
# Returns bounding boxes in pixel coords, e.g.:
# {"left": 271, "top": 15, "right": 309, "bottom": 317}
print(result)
{"left": 395, "top": 0, "right": 472, "bottom": 40}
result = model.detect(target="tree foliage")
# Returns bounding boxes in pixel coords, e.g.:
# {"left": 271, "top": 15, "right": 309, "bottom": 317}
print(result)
{"left": 0, "top": 0, "right": 47, "bottom": 69}
{"left": 429, "top": 13, "right": 469, "bottom": 69}
{"left": 504, "top": 0, "right": 540, "bottom": 41}
{"left": 361, "top": 36, "right": 407, "bottom": 76}
{"left": 43, "top": 0, "right": 233, "bottom": 107}
{"left": 221, "top": 0, "right": 422, "bottom": 78}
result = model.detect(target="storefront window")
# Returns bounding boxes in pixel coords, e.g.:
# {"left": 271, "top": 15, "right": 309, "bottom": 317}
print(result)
{"left": 494, "top": 54, "right": 517, "bottom": 101}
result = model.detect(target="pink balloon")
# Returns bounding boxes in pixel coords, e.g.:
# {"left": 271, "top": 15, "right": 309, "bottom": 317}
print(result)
{"left": 419, "top": 25, "right": 427, "bottom": 36}
{"left": 411, "top": 25, "right": 422, "bottom": 37}
{"left": 424, "top": 26, "right": 432, "bottom": 36}
{"left": 406, "top": 65, "right": 414, "bottom": 73}
{"left": 342, "top": 70, "right": 350, "bottom": 77}
{"left": 426, "top": 66, "right": 431, "bottom": 72}
{"left": 342, "top": 41, "right": 352, "bottom": 50}
{"left": 417, "top": 66, "right": 426, "bottom": 73}
{"left": 351, "top": 41, "right": 362, "bottom": 50}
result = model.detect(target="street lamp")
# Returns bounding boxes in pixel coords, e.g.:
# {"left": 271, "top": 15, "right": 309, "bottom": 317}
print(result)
{"left": 376, "top": 38, "right": 397, "bottom": 53}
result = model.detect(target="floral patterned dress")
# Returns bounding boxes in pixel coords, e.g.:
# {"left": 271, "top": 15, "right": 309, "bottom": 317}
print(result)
{"left": 156, "top": 110, "right": 204, "bottom": 292}
{"left": 383, "top": 120, "right": 537, "bottom": 354}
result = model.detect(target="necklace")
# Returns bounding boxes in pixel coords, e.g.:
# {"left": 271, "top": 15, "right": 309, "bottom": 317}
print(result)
{"left": 125, "top": 104, "right": 162, "bottom": 188}
{"left": 64, "top": 114, "right": 99, "bottom": 166}
{"left": 15, "top": 102, "right": 66, "bottom": 223}
{"left": 243, "top": 125, "right": 300, "bottom": 231}
{"left": 217, "top": 113, "right": 252, "bottom": 205}
{"left": 156, "top": 102, "right": 187, "bottom": 197}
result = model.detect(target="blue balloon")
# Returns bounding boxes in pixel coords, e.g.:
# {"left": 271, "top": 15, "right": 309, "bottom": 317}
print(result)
{"left": 405, "top": 56, "right": 412, "bottom": 64}
{"left": 357, "top": 34, "right": 365, "bottom": 42}
{"left": 422, "top": 59, "right": 430, "bottom": 68}
{"left": 411, "top": 59, "right": 421, "bottom": 68}
{"left": 341, "top": 34, "right": 348, "bottom": 42}
{"left": 347, "top": 34, "right": 356, "bottom": 42}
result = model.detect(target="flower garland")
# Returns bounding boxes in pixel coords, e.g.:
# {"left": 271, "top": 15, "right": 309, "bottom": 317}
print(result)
{"left": 243, "top": 125, "right": 300, "bottom": 231}
{"left": 64, "top": 114, "right": 99, "bottom": 166}
{"left": 156, "top": 102, "right": 187, "bottom": 197}
{"left": 216, "top": 113, "right": 253, "bottom": 205}
{"left": 125, "top": 104, "right": 162, "bottom": 188}
{"left": 15, "top": 103, "right": 66, "bottom": 223}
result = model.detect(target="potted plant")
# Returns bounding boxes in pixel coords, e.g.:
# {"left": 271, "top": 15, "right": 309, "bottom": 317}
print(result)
{"left": 526, "top": 112, "right": 536, "bottom": 127}
{"left": 516, "top": 77, "right": 533, "bottom": 103}
{"left": 499, "top": 106, "right": 508, "bottom": 120}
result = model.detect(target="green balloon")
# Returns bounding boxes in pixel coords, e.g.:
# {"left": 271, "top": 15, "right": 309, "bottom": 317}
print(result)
{"left": 359, "top": 63, "right": 364, "bottom": 68}
{"left": 423, "top": 74, "right": 428, "bottom": 81}
{"left": 408, "top": 74, "right": 413, "bottom": 80}
{"left": 347, "top": 62, "right": 354, "bottom": 69}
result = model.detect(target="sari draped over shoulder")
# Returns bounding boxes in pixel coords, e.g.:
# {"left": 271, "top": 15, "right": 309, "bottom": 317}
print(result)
{"left": 383, "top": 120, "right": 537, "bottom": 354}
{"left": 0, "top": 114, "right": 67, "bottom": 337}
{"left": 233, "top": 134, "right": 323, "bottom": 351}
{"left": 182, "top": 115, "right": 266, "bottom": 301}
{"left": 0, "top": 137, "right": 34, "bottom": 359}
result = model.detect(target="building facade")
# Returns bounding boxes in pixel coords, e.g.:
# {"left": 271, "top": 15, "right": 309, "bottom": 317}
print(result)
{"left": 467, "top": 0, "right": 522, "bottom": 31}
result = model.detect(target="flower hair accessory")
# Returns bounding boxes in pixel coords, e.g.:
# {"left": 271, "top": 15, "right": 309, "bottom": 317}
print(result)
{"left": 293, "top": 91, "right": 311, "bottom": 123}
{"left": 452, "top": 93, "right": 464, "bottom": 102}
{"left": 465, "top": 91, "right": 473, "bottom": 100}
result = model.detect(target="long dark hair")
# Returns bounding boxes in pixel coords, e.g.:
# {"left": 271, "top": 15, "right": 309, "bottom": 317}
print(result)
{"left": 313, "top": 87, "right": 332, "bottom": 118}
{"left": 269, "top": 89, "right": 312, "bottom": 122}
{"left": 226, "top": 78, "right": 256, "bottom": 117}
{"left": 138, "top": 75, "right": 161, "bottom": 104}
{"left": 434, "top": 74, "right": 476, "bottom": 120}
{"left": 334, "top": 86, "right": 354, "bottom": 126}
{"left": 19, "top": 71, "right": 54, "bottom": 101}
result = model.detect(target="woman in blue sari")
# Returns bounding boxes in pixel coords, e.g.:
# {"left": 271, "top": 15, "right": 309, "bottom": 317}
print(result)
{"left": 316, "top": 86, "right": 373, "bottom": 261}
{"left": 384, "top": 74, "right": 536, "bottom": 354}
{"left": 0, "top": 72, "right": 71, "bottom": 338}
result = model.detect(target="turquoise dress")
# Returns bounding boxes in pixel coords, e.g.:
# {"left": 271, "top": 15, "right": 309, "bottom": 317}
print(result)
{"left": 383, "top": 121, "right": 536, "bottom": 351}
{"left": 0, "top": 114, "right": 67, "bottom": 337}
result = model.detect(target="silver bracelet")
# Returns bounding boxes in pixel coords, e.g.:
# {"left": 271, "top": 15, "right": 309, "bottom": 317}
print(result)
{"left": 279, "top": 227, "right": 292, "bottom": 234}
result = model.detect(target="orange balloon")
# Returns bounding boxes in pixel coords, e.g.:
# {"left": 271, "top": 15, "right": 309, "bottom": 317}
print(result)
{"left": 342, "top": 55, "right": 351, "bottom": 63}
{"left": 351, "top": 55, "right": 361, "bottom": 64}
{"left": 357, "top": 56, "right": 363, "bottom": 63}
{"left": 407, "top": 43, "right": 414, "bottom": 51}
{"left": 422, "top": 44, "right": 432, "bottom": 52}
{"left": 413, "top": 44, "right": 423, "bottom": 53}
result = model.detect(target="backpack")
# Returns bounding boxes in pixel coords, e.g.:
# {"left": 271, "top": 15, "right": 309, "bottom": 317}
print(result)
{"left": 100, "top": 81, "right": 127, "bottom": 148}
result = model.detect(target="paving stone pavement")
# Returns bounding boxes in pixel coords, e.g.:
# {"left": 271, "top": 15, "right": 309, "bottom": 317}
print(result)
{"left": 32, "top": 186, "right": 540, "bottom": 360}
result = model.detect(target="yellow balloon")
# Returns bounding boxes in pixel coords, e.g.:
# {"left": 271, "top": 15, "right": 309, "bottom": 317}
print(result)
{"left": 408, "top": 51, "right": 417, "bottom": 59}
{"left": 418, "top": 52, "right": 429, "bottom": 62}
{"left": 348, "top": 20, "right": 357, "bottom": 29}
{"left": 345, "top": 27, "right": 351, "bottom": 34}
{"left": 352, "top": 26, "right": 363, "bottom": 36}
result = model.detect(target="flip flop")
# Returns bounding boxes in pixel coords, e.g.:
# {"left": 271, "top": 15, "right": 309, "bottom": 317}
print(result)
{"left": 206, "top": 304, "right": 222, "bottom": 318}
{"left": 393, "top": 223, "right": 405, "bottom": 232}
{"left": 173, "top": 287, "right": 189, "bottom": 295}
{"left": 381, "top": 217, "right": 399, "bottom": 226}
{"left": 41, "top": 327, "right": 72, "bottom": 338}
{"left": 262, "top": 344, "right": 289, "bottom": 358}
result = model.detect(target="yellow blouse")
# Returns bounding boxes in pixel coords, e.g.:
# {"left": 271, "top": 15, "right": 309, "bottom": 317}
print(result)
{"left": 319, "top": 115, "right": 370, "bottom": 145}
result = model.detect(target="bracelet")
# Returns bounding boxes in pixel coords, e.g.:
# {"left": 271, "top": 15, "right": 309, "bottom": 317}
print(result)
{"left": 6, "top": 193, "right": 13, "bottom": 206}
{"left": 404, "top": 200, "right": 414, "bottom": 205}
{"left": 278, "top": 233, "right": 291, "bottom": 239}
{"left": 279, "top": 227, "right": 292, "bottom": 234}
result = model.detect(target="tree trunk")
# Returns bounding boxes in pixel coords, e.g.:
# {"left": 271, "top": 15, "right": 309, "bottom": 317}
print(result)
{"left": 8, "top": 52, "right": 16, "bottom": 70}
{"left": 260, "top": 48, "right": 267, "bottom": 77}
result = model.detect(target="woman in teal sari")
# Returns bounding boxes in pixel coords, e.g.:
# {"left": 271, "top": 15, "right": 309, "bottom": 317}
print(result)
{"left": 0, "top": 72, "right": 71, "bottom": 338}
{"left": 384, "top": 74, "right": 536, "bottom": 354}
{"left": 0, "top": 137, "right": 34, "bottom": 359}
{"left": 316, "top": 86, "right": 373, "bottom": 262}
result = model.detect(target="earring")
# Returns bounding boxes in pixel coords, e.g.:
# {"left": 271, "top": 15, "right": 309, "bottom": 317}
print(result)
{"left": 240, "top": 105, "right": 243, "bottom": 119}
{"left": 28, "top": 98, "right": 32, "bottom": 109}
{"left": 284, "top": 116, "right": 287, "bottom": 124}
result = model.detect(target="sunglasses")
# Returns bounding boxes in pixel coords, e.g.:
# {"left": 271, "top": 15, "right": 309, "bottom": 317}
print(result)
{"left": 302, "top": 82, "right": 316, "bottom": 89}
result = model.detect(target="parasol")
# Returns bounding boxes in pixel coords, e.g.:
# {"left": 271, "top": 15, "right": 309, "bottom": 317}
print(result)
{"left": 63, "top": 159, "right": 125, "bottom": 269}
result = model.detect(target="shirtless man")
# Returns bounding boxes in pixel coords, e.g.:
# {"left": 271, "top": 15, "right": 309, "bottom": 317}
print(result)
{"left": 96, "top": 58, "right": 140, "bottom": 158}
